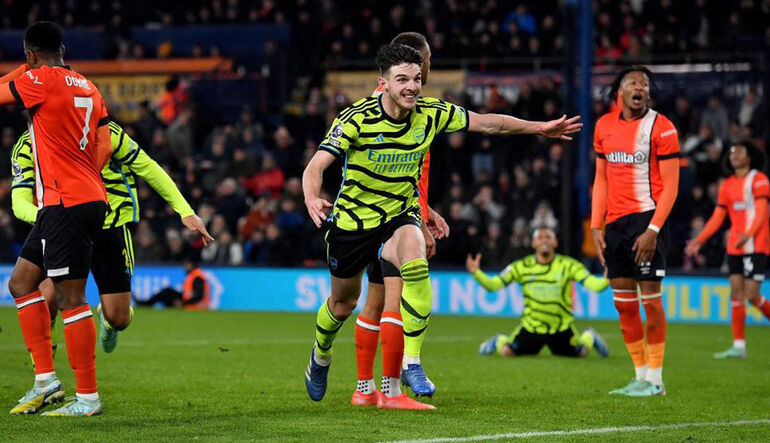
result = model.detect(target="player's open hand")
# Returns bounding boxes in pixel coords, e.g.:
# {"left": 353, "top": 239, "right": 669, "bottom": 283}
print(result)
{"left": 735, "top": 234, "right": 750, "bottom": 249}
{"left": 466, "top": 253, "right": 482, "bottom": 274}
{"left": 305, "top": 197, "right": 332, "bottom": 228}
{"left": 632, "top": 229, "right": 658, "bottom": 266}
{"left": 426, "top": 206, "right": 449, "bottom": 239}
{"left": 684, "top": 238, "right": 702, "bottom": 257}
{"left": 591, "top": 228, "right": 607, "bottom": 267}
{"left": 540, "top": 115, "right": 583, "bottom": 141}
{"left": 182, "top": 214, "right": 215, "bottom": 246}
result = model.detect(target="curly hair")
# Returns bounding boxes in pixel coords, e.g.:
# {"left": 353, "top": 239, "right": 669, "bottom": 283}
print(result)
{"left": 375, "top": 44, "right": 423, "bottom": 75}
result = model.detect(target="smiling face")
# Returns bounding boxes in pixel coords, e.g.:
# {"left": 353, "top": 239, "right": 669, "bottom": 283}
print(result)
{"left": 380, "top": 62, "right": 422, "bottom": 111}
{"left": 620, "top": 70, "right": 650, "bottom": 114}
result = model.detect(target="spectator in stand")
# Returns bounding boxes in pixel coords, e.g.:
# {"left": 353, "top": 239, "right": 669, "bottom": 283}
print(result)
{"left": 201, "top": 230, "right": 244, "bottom": 265}
{"left": 214, "top": 178, "right": 250, "bottom": 235}
{"left": 701, "top": 94, "right": 730, "bottom": 142}
{"left": 156, "top": 76, "right": 188, "bottom": 126}
{"left": 243, "top": 154, "right": 285, "bottom": 199}
{"left": 530, "top": 201, "right": 558, "bottom": 233}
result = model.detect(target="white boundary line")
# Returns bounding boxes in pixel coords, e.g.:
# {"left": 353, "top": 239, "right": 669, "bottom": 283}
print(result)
{"left": 0, "top": 335, "right": 490, "bottom": 351}
{"left": 386, "top": 419, "right": 770, "bottom": 443}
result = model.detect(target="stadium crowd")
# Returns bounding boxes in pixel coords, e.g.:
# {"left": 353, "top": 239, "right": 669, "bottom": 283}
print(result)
{"left": 0, "top": 1, "right": 767, "bottom": 272}
{"left": 1, "top": 1, "right": 769, "bottom": 61}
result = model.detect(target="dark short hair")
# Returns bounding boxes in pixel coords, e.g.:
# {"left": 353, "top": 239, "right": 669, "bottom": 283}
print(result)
{"left": 608, "top": 65, "right": 657, "bottom": 102}
{"left": 390, "top": 32, "right": 428, "bottom": 52}
{"left": 24, "top": 21, "right": 63, "bottom": 54}
{"left": 375, "top": 44, "right": 423, "bottom": 76}
{"left": 723, "top": 140, "right": 766, "bottom": 175}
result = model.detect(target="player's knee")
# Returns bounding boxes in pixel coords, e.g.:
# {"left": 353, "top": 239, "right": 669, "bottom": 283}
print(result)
{"left": 105, "top": 310, "right": 131, "bottom": 330}
{"left": 8, "top": 276, "right": 33, "bottom": 299}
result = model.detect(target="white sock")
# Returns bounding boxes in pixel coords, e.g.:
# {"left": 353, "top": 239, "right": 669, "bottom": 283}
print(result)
{"left": 402, "top": 355, "right": 420, "bottom": 370}
{"left": 634, "top": 364, "right": 648, "bottom": 381}
{"left": 646, "top": 367, "right": 663, "bottom": 386}
{"left": 34, "top": 372, "right": 57, "bottom": 389}
{"left": 313, "top": 348, "right": 331, "bottom": 367}
{"left": 77, "top": 392, "right": 99, "bottom": 402}
{"left": 733, "top": 339, "right": 746, "bottom": 350}
{"left": 357, "top": 379, "right": 375, "bottom": 395}
{"left": 380, "top": 376, "right": 402, "bottom": 397}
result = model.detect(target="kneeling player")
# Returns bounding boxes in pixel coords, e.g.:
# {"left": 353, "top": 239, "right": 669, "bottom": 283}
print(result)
{"left": 685, "top": 142, "right": 770, "bottom": 359}
{"left": 469, "top": 228, "right": 610, "bottom": 359}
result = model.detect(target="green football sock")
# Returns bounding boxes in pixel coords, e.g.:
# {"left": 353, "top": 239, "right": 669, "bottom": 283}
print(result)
{"left": 314, "top": 299, "right": 344, "bottom": 360}
{"left": 400, "top": 258, "right": 431, "bottom": 360}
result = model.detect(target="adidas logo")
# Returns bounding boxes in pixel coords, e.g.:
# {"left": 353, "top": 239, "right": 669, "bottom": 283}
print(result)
{"left": 375, "top": 134, "right": 385, "bottom": 143}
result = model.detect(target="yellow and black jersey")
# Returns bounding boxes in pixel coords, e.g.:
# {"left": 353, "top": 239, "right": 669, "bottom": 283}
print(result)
{"left": 11, "top": 122, "right": 193, "bottom": 229}
{"left": 319, "top": 94, "right": 468, "bottom": 231}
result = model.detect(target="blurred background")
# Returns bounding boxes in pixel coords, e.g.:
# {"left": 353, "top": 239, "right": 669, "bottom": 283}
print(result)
{"left": 0, "top": 0, "right": 767, "bottom": 278}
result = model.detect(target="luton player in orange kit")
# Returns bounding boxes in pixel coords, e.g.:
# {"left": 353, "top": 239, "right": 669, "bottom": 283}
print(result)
{"left": 591, "top": 66, "right": 680, "bottom": 396}
{"left": 685, "top": 141, "right": 770, "bottom": 359}
{"left": 0, "top": 22, "right": 112, "bottom": 416}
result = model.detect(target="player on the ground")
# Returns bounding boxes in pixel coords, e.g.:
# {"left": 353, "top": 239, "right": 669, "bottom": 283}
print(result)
{"left": 353, "top": 31, "right": 449, "bottom": 405}
{"left": 471, "top": 228, "right": 610, "bottom": 359}
{"left": 685, "top": 141, "right": 770, "bottom": 359}
{"left": 591, "top": 66, "right": 680, "bottom": 397}
{"left": 10, "top": 122, "right": 213, "bottom": 355}
{"left": 303, "top": 43, "right": 581, "bottom": 409}
{"left": 0, "top": 22, "right": 112, "bottom": 416}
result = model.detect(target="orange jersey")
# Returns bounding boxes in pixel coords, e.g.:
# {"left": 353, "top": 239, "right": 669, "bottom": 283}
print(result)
{"left": 594, "top": 109, "right": 680, "bottom": 224}
{"left": 718, "top": 171, "right": 770, "bottom": 255}
{"left": 10, "top": 66, "right": 108, "bottom": 208}
{"left": 372, "top": 85, "right": 430, "bottom": 219}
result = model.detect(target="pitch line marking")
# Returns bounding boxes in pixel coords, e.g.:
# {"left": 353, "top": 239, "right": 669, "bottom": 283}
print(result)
{"left": 386, "top": 419, "right": 770, "bottom": 443}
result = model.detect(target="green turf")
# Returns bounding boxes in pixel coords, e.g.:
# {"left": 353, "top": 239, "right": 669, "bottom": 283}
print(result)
{"left": 0, "top": 307, "right": 769, "bottom": 441}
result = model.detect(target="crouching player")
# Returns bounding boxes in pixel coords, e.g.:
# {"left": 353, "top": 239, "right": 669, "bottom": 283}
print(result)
{"left": 470, "top": 228, "right": 610, "bottom": 359}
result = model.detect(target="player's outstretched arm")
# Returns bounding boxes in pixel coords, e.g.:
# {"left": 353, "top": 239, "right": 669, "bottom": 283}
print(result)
{"left": 570, "top": 258, "right": 609, "bottom": 292}
{"left": 467, "top": 253, "right": 509, "bottom": 292}
{"left": 0, "top": 83, "right": 16, "bottom": 106}
{"left": 685, "top": 206, "right": 726, "bottom": 257}
{"left": 0, "top": 64, "right": 28, "bottom": 84}
{"left": 467, "top": 112, "right": 582, "bottom": 140}
{"left": 302, "top": 150, "right": 336, "bottom": 228}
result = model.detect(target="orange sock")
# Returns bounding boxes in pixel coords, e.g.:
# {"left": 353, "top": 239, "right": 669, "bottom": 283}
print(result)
{"left": 731, "top": 299, "right": 746, "bottom": 342}
{"left": 613, "top": 290, "right": 647, "bottom": 371}
{"left": 15, "top": 291, "right": 55, "bottom": 375}
{"left": 354, "top": 315, "right": 380, "bottom": 381}
{"left": 62, "top": 305, "right": 98, "bottom": 395}
{"left": 751, "top": 296, "right": 770, "bottom": 320}
{"left": 380, "top": 312, "right": 403, "bottom": 379}
{"left": 642, "top": 292, "right": 666, "bottom": 385}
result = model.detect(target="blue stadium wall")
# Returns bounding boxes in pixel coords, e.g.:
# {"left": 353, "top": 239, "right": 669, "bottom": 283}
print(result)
{"left": 0, "top": 265, "right": 766, "bottom": 325}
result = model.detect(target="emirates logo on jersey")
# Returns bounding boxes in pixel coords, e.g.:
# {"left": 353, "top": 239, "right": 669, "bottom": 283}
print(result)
{"left": 606, "top": 151, "right": 647, "bottom": 164}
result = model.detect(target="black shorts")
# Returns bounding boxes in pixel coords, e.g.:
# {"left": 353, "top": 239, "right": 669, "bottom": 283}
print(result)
{"left": 727, "top": 254, "right": 767, "bottom": 281}
{"left": 326, "top": 211, "right": 421, "bottom": 279}
{"left": 20, "top": 201, "right": 106, "bottom": 280}
{"left": 91, "top": 223, "right": 136, "bottom": 294}
{"left": 509, "top": 326, "right": 583, "bottom": 357}
{"left": 366, "top": 259, "right": 401, "bottom": 285}
{"left": 605, "top": 210, "right": 667, "bottom": 281}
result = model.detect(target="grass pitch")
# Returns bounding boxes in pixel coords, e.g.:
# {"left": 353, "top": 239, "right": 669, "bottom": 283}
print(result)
{"left": 0, "top": 307, "right": 769, "bottom": 441}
